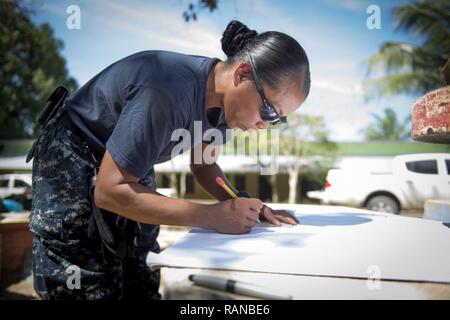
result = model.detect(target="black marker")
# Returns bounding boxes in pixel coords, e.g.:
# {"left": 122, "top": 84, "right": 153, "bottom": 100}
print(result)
{"left": 188, "top": 274, "right": 292, "bottom": 300}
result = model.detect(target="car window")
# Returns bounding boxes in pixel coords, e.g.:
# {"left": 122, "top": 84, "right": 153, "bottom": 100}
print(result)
{"left": 446, "top": 159, "right": 450, "bottom": 175}
{"left": 14, "top": 179, "right": 29, "bottom": 188}
{"left": 0, "top": 179, "right": 9, "bottom": 188}
{"left": 405, "top": 160, "right": 438, "bottom": 174}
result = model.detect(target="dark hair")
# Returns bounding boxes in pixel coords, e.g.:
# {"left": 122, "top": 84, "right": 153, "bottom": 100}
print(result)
{"left": 221, "top": 20, "right": 311, "bottom": 100}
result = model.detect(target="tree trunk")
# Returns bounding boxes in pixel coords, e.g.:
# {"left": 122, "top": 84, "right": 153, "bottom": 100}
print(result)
{"left": 169, "top": 159, "right": 179, "bottom": 198}
{"left": 179, "top": 172, "right": 187, "bottom": 199}
{"left": 288, "top": 169, "right": 299, "bottom": 204}
{"left": 270, "top": 174, "right": 279, "bottom": 203}
{"left": 169, "top": 173, "right": 178, "bottom": 198}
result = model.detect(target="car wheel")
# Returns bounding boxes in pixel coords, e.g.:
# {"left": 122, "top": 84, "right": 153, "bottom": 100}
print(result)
{"left": 366, "top": 195, "right": 399, "bottom": 214}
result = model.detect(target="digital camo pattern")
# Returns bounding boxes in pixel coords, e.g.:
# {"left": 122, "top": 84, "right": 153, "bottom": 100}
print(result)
{"left": 28, "top": 110, "right": 161, "bottom": 300}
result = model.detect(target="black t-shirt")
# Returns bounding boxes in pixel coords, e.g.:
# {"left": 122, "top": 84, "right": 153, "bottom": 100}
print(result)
{"left": 65, "top": 50, "right": 230, "bottom": 178}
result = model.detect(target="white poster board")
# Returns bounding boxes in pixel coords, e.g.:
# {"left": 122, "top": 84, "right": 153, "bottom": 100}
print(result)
{"left": 147, "top": 204, "right": 450, "bottom": 283}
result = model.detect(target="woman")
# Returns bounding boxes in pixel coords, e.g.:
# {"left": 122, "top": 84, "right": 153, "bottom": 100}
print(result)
{"left": 27, "top": 20, "right": 310, "bottom": 299}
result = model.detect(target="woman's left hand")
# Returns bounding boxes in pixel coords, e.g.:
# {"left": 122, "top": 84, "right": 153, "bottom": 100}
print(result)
{"left": 260, "top": 205, "right": 299, "bottom": 226}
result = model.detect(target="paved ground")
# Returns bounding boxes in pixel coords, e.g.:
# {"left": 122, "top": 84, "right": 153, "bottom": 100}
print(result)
{"left": 0, "top": 208, "right": 424, "bottom": 300}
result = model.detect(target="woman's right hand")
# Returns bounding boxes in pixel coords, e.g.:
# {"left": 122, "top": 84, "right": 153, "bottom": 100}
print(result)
{"left": 205, "top": 198, "right": 264, "bottom": 234}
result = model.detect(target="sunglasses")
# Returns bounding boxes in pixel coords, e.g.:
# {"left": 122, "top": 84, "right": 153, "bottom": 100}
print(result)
{"left": 247, "top": 53, "right": 287, "bottom": 125}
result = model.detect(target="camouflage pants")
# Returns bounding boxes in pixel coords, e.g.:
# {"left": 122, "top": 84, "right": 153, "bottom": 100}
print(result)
{"left": 29, "top": 109, "right": 161, "bottom": 300}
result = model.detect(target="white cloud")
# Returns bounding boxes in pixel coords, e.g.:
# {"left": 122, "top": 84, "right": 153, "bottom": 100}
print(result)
{"left": 312, "top": 80, "right": 362, "bottom": 96}
{"left": 63, "top": 0, "right": 225, "bottom": 83}
{"left": 300, "top": 84, "right": 370, "bottom": 141}
{"left": 93, "top": 0, "right": 223, "bottom": 57}
{"left": 300, "top": 78, "right": 415, "bottom": 141}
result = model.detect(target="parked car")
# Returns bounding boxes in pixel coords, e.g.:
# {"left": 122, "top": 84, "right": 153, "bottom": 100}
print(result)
{"left": 0, "top": 173, "right": 32, "bottom": 199}
{"left": 307, "top": 153, "right": 450, "bottom": 214}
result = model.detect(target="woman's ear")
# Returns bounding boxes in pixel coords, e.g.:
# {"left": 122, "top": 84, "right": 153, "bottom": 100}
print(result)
{"left": 233, "top": 62, "right": 252, "bottom": 85}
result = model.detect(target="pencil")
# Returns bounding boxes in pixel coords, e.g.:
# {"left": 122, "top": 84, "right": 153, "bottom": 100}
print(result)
{"left": 215, "top": 177, "right": 261, "bottom": 223}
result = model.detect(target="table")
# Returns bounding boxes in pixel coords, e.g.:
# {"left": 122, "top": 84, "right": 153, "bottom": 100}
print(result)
{"left": 151, "top": 205, "right": 450, "bottom": 300}
{"left": 160, "top": 267, "right": 450, "bottom": 300}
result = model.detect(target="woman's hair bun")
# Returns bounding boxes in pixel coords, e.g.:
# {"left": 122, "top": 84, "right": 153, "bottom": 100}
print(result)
{"left": 221, "top": 20, "right": 258, "bottom": 58}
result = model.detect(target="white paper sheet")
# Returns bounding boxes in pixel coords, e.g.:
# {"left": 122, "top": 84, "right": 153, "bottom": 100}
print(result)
{"left": 147, "top": 204, "right": 450, "bottom": 283}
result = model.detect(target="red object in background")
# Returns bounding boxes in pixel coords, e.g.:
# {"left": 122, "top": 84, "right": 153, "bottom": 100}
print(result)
{"left": 325, "top": 181, "right": 331, "bottom": 189}
{"left": 0, "top": 221, "right": 32, "bottom": 282}
{"left": 411, "top": 86, "right": 450, "bottom": 144}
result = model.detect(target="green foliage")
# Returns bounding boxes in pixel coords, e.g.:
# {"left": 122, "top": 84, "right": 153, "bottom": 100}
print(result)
{"left": 365, "top": 0, "right": 449, "bottom": 99}
{"left": 279, "top": 114, "right": 337, "bottom": 203}
{"left": 183, "top": 0, "right": 218, "bottom": 22}
{"left": 279, "top": 113, "right": 337, "bottom": 164}
{"left": 363, "top": 108, "right": 410, "bottom": 141}
{"left": 220, "top": 114, "right": 337, "bottom": 203}
{"left": 0, "top": 0, "right": 78, "bottom": 139}
{"left": 221, "top": 114, "right": 337, "bottom": 161}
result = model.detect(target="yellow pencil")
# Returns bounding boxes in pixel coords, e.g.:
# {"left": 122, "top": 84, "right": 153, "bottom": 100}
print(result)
{"left": 216, "top": 177, "right": 261, "bottom": 223}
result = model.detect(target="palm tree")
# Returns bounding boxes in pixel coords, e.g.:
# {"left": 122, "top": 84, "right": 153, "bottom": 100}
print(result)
{"left": 363, "top": 108, "right": 410, "bottom": 141}
{"left": 279, "top": 114, "right": 337, "bottom": 203}
{"left": 365, "top": 0, "right": 449, "bottom": 99}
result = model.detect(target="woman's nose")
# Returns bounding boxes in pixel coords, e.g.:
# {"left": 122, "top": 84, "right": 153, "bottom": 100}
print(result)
{"left": 255, "top": 121, "right": 269, "bottom": 130}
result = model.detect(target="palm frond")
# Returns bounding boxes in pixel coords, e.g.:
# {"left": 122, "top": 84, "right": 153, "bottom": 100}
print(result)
{"left": 365, "top": 1, "right": 449, "bottom": 99}
{"left": 364, "top": 70, "right": 445, "bottom": 100}
{"left": 394, "top": 1, "right": 450, "bottom": 37}
{"left": 367, "top": 41, "right": 446, "bottom": 75}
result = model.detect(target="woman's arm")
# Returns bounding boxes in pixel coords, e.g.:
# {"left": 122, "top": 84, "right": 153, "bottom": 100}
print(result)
{"left": 94, "top": 150, "right": 263, "bottom": 233}
{"left": 94, "top": 151, "right": 208, "bottom": 227}
{"left": 190, "top": 143, "right": 236, "bottom": 201}
{"left": 190, "top": 143, "right": 299, "bottom": 226}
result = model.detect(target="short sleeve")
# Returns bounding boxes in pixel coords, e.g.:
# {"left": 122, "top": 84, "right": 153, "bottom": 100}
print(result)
{"left": 106, "top": 85, "right": 179, "bottom": 178}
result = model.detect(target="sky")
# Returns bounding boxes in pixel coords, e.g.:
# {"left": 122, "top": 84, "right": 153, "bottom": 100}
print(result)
{"left": 29, "top": 0, "right": 421, "bottom": 141}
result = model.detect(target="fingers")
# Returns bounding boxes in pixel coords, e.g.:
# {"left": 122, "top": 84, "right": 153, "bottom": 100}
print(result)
{"left": 263, "top": 208, "right": 299, "bottom": 226}
{"left": 246, "top": 216, "right": 259, "bottom": 224}
{"left": 247, "top": 198, "right": 263, "bottom": 212}
{"left": 229, "top": 198, "right": 264, "bottom": 230}
{"left": 262, "top": 206, "right": 281, "bottom": 226}
{"left": 275, "top": 215, "right": 298, "bottom": 225}
{"left": 275, "top": 210, "right": 300, "bottom": 224}
{"left": 241, "top": 198, "right": 263, "bottom": 223}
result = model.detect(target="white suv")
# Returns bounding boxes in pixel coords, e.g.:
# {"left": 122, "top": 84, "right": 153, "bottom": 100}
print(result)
{"left": 307, "top": 153, "right": 450, "bottom": 214}
{"left": 0, "top": 174, "right": 32, "bottom": 199}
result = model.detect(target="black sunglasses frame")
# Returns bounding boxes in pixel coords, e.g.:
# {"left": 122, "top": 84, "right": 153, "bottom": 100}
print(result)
{"left": 246, "top": 52, "right": 287, "bottom": 125}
